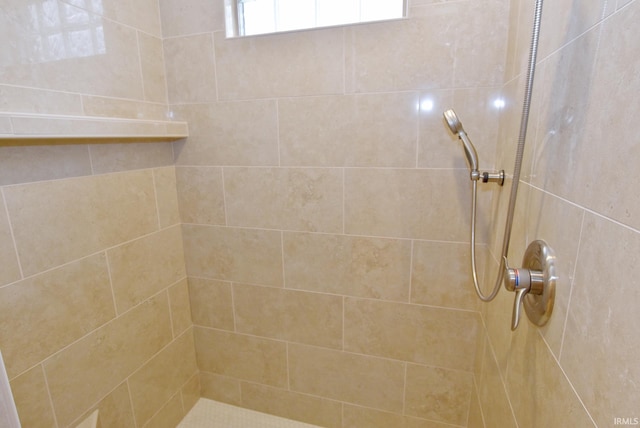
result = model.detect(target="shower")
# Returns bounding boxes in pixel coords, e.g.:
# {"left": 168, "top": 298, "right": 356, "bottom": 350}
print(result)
{"left": 443, "top": 0, "right": 556, "bottom": 330}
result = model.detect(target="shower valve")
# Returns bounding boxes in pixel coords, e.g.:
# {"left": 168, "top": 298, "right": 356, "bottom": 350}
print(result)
{"left": 502, "top": 241, "right": 556, "bottom": 331}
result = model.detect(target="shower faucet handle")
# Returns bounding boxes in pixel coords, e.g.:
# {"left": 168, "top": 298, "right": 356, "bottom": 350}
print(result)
{"left": 503, "top": 257, "right": 544, "bottom": 331}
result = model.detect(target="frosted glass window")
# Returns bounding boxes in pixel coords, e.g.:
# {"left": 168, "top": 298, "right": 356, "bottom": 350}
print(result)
{"left": 225, "top": 0, "right": 406, "bottom": 38}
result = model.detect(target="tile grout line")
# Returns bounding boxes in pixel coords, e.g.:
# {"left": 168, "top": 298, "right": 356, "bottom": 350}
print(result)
{"left": 0, "top": 188, "right": 24, "bottom": 280}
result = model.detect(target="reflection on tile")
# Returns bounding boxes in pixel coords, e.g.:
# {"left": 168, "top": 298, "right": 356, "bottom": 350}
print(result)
{"left": 283, "top": 232, "right": 411, "bottom": 301}
{"left": 224, "top": 167, "right": 342, "bottom": 232}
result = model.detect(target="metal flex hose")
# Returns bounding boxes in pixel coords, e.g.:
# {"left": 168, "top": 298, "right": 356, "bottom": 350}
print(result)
{"left": 471, "top": 0, "right": 544, "bottom": 301}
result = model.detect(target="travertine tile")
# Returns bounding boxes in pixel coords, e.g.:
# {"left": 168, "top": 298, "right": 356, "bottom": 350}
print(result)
{"left": 154, "top": 167, "right": 181, "bottom": 228}
{"left": 278, "top": 93, "right": 419, "bottom": 167}
{"left": 108, "top": 226, "right": 185, "bottom": 314}
{"left": 175, "top": 167, "right": 226, "bottom": 225}
{"left": 4, "top": 171, "right": 158, "bottom": 276}
{"left": 0, "top": 84, "right": 83, "bottom": 116}
{"left": 342, "top": 405, "right": 455, "bottom": 428}
{"left": 288, "top": 344, "right": 405, "bottom": 412}
{"left": 142, "top": 393, "right": 184, "bottom": 428}
{"left": 138, "top": 32, "right": 168, "bottom": 104}
{"left": 43, "top": 293, "right": 173, "bottom": 427}
{"left": 345, "top": 169, "right": 480, "bottom": 242}
{"left": 404, "top": 363, "right": 473, "bottom": 426}
{"left": 89, "top": 142, "right": 174, "bottom": 174}
{"left": 467, "top": 381, "right": 484, "bottom": 428}
{"left": 129, "top": 330, "right": 198, "bottom": 426}
{"left": 507, "top": 322, "right": 593, "bottom": 428}
{"left": 344, "top": 298, "right": 479, "bottom": 371}
{"left": 188, "top": 278, "right": 235, "bottom": 330}
{"left": 241, "top": 382, "right": 342, "bottom": 428}
{"left": 164, "top": 34, "right": 217, "bottom": 103}
{"left": 477, "top": 342, "right": 517, "bottom": 428}
{"left": 182, "top": 225, "right": 284, "bottom": 287}
{"left": 10, "top": 365, "right": 56, "bottom": 428}
{"left": 71, "top": 382, "right": 136, "bottom": 428}
{"left": 561, "top": 214, "right": 640, "bottom": 427}
{"left": 224, "top": 167, "right": 342, "bottom": 233}
{"left": 283, "top": 232, "right": 411, "bottom": 301}
{"left": 214, "top": 28, "right": 343, "bottom": 100}
{"left": 411, "top": 240, "right": 478, "bottom": 310}
{"left": 200, "top": 372, "right": 242, "bottom": 406}
{"left": 172, "top": 101, "right": 279, "bottom": 166}
{"left": 0, "top": 145, "right": 92, "bottom": 186}
{"left": 194, "top": 327, "right": 288, "bottom": 388}
{"left": 159, "top": 0, "right": 225, "bottom": 37}
{"left": 82, "top": 95, "right": 168, "bottom": 120}
{"left": 181, "top": 373, "right": 201, "bottom": 414}
{"left": 0, "top": 194, "right": 20, "bottom": 286}
{"left": 169, "top": 278, "right": 193, "bottom": 337}
{"left": 233, "top": 283, "right": 342, "bottom": 349}
{"left": 0, "top": 254, "right": 115, "bottom": 379}
{"left": 67, "top": 0, "right": 162, "bottom": 36}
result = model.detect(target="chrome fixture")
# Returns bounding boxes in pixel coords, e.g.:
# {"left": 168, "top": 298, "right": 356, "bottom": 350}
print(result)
{"left": 442, "top": 0, "right": 551, "bottom": 331}
{"left": 443, "top": 109, "right": 504, "bottom": 184}
{"left": 503, "top": 240, "right": 556, "bottom": 330}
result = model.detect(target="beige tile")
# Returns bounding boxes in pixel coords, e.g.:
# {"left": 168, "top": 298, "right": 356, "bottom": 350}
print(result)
{"left": 288, "top": 344, "right": 405, "bottom": 412}
{"left": 345, "top": 169, "right": 484, "bottom": 242}
{"left": 506, "top": 322, "right": 593, "bottom": 428}
{"left": 0, "top": 84, "right": 83, "bottom": 116}
{"left": 175, "top": 167, "right": 226, "bottom": 225}
{"left": 43, "top": 293, "right": 173, "bottom": 427}
{"left": 159, "top": 0, "right": 225, "bottom": 37}
{"left": 194, "top": 327, "right": 288, "bottom": 387}
{"left": 411, "top": 241, "right": 479, "bottom": 310}
{"left": 181, "top": 373, "right": 201, "bottom": 414}
{"left": 154, "top": 167, "right": 181, "bottom": 228}
{"left": 0, "top": 254, "right": 115, "bottom": 379}
{"left": 138, "top": 32, "right": 168, "bottom": 104}
{"left": 348, "top": 15, "right": 454, "bottom": 92}
{"left": 0, "top": 116, "right": 11, "bottom": 134}
{"left": 0, "top": 194, "right": 20, "bottom": 286}
{"left": 344, "top": 298, "right": 479, "bottom": 371}
{"left": 67, "top": 0, "right": 162, "bottom": 36}
{"left": 129, "top": 330, "right": 198, "bottom": 426}
{"left": 82, "top": 95, "right": 168, "bottom": 121}
{"left": 342, "top": 405, "right": 454, "bottom": 428}
{"left": 72, "top": 382, "right": 136, "bottom": 428}
{"left": 172, "top": 101, "right": 279, "bottom": 167}
{"left": 283, "top": 232, "right": 411, "bottom": 301}
{"left": 467, "top": 382, "right": 485, "bottom": 428}
{"left": 214, "top": 28, "right": 343, "bottom": 100}
{"left": 169, "top": 278, "right": 193, "bottom": 337}
{"left": 234, "top": 283, "right": 342, "bottom": 349}
{"left": 477, "top": 343, "right": 517, "bottom": 428}
{"left": 188, "top": 278, "right": 235, "bottom": 330}
{"left": 10, "top": 365, "right": 56, "bottom": 428}
{"left": 561, "top": 214, "right": 640, "bottom": 427}
{"left": 4, "top": 171, "right": 158, "bottom": 276}
{"left": 240, "top": 382, "right": 342, "bottom": 428}
{"left": 224, "top": 167, "right": 342, "bottom": 233}
{"left": 182, "top": 225, "right": 284, "bottom": 287}
{"left": 164, "top": 35, "right": 217, "bottom": 103}
{"left": 279, "top": 93, "right": 419, "bottom": 167}
{"left": 142, "top": 393, "right": 184, "bottom": 428}
{"left": 89, "top": 142, "right": 174, "bottom": 174}
{"left": 108, "top": 226, "right": 185, "bottom": 314}
{"left": 200, "top": 372, "right": 242, "bottom": 406}
{"left": 481, "top": 283, "right": 514, "bottom": 376}
{"left": 0, "top": 145, "right": 92, "bottom": 186}
{"left": 404, "top": 363, "right": 473, "bottom": 426}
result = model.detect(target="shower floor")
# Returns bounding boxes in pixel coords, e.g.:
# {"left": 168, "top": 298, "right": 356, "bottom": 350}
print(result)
{"left": 178, "top": 399, "right": 322, "bottom": 428}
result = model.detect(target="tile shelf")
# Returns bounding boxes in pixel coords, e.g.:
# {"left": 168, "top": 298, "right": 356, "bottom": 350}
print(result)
{"left": 0, "top": 113, "right": 188, "bottom": 143}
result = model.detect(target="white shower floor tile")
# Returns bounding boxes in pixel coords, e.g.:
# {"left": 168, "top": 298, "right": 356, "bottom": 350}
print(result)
{"left": 178, "top": 399, "right": 322, "bottom": 428}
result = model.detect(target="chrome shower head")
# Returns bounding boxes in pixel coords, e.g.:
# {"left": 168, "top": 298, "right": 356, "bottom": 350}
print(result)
{"left": 443, "top": 109, "right": 479, "bottom": 173}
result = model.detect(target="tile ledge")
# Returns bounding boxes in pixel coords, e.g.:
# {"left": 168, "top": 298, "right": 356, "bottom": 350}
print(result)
{"left": 0, "top": 112, "right": 188, "bottom": 144}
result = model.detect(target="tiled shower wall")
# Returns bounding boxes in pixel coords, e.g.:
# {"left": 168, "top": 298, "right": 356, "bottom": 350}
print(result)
{"left": 0, "top": 0, "right": 198, "bottom": 426}
{"left": 162, "top": 0, "right": 509, "bottom": 426}
{"left": 477, "top": 0, "right": 640, "bottom": 427}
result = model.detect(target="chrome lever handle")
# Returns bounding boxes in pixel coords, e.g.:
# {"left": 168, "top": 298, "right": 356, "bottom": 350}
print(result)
{"left": 503, "top": 257, "right": 532, "bottom": 331}
{"left": 512, "top": 288, "right": 529, "bottom": 331}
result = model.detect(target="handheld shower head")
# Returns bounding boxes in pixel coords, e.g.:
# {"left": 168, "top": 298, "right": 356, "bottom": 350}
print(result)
{"left": 443, "top": 109, "right": 479, "bottom": 173}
